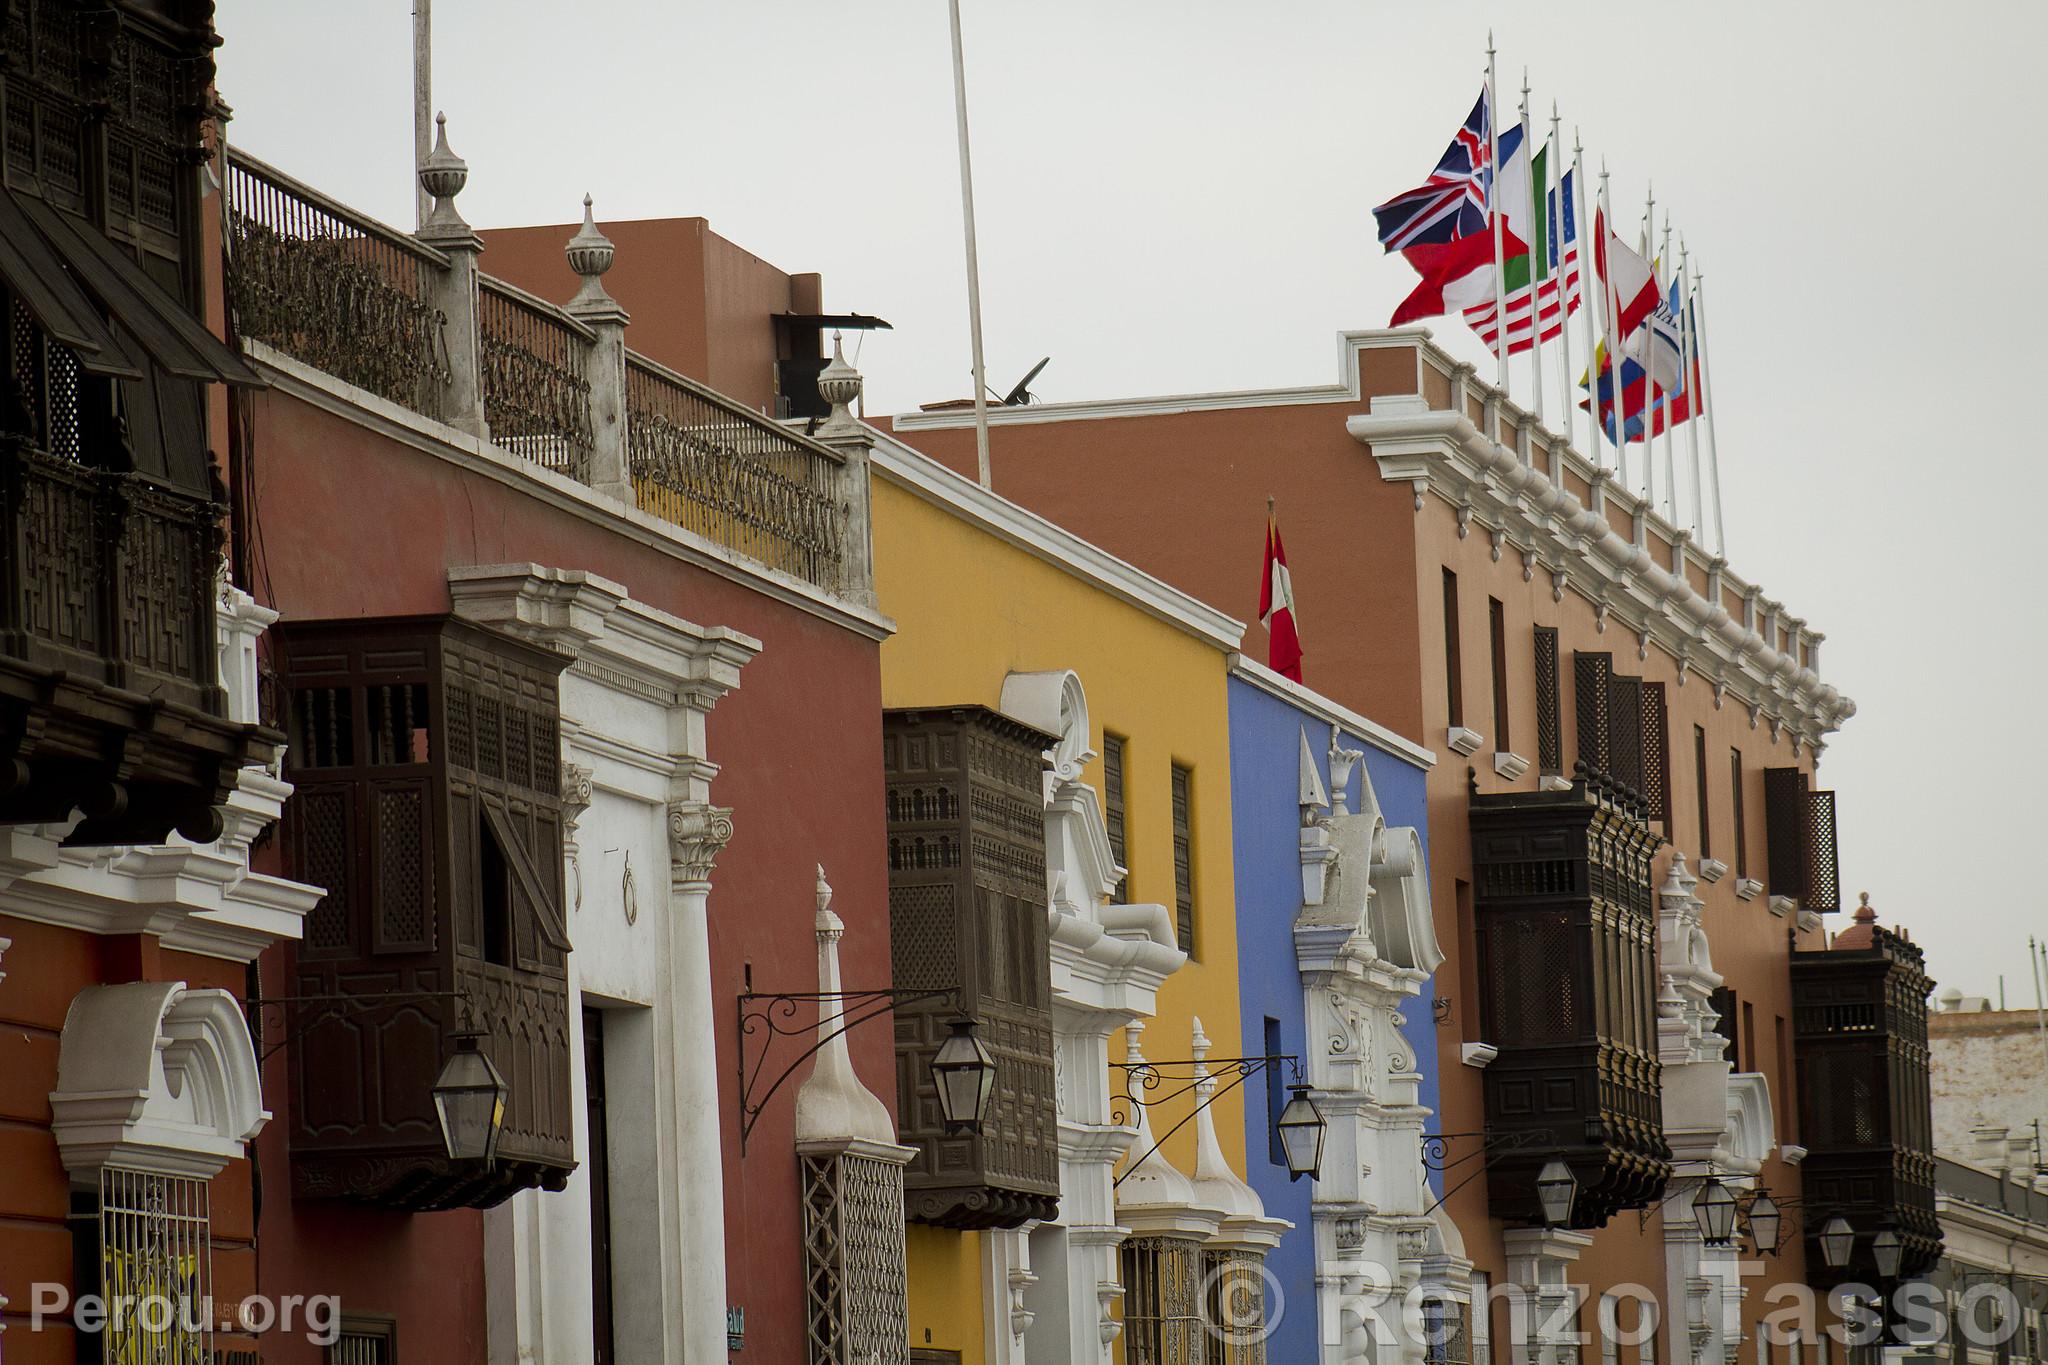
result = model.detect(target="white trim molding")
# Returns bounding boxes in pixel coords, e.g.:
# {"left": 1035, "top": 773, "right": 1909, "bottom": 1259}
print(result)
{"left": 1446, "top": 726, "right": 1484, "bottom": 757}
{"left": 1461, "top": 1043, "right": 1499, "bottom": 1069}
{"left": 1734, "top": 878, "right": 1764, "bottom": 902}
{"left": 1492, "top": 751, "right": 1530, "bottom": 781}
{"left": 1698, "top": 858, "right": 1729, "bottom": 884}
{"left": 1232, "top": 657, "right": 1435, "bottom": 768}
{"left": 50, "top": 981, "right": 268, "bottom": 1182}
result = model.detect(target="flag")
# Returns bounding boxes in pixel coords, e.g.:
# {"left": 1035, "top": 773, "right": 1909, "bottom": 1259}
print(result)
{"left": 1594, "top": 210, "right": 1661, "bottom": 337}
{"left": 1464, "top": 140, "right": 1584, "bottom": 355}
{"left": 1372, "top": 87, "right": 1492, "bottom": 251}
{"left": 1389, "top": 225, "right": 1529, "bottom": 328}
{"left": 1259, "top": 508, "right": 1303, "bottom": 681}
{"left": 1625, "top": 271, "right": 1684, "bottom": 393}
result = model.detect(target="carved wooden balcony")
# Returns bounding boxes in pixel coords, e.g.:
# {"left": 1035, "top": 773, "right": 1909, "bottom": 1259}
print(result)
{"left": 1470, "top": 770, "right": 1673, "bottom": 1228}
{"left": 884, "top": 706, "right": 1061, "bottom": 1229}
{"left": 277, "top": 617, "right": 577, "bottom": 1211}
{"left": 1792, "top": 905, "right": 1941, "bottom": 1286}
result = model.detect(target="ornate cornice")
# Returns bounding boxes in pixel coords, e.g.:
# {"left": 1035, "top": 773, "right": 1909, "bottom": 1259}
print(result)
{"left": 667, "top": 803, "right": 734, "bottom": 884}
{"left": 1348, "top": 392, "right": 1854, "bottom": 750}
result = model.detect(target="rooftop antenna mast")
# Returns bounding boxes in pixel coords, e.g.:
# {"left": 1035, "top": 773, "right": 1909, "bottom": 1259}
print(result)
{"left": 412, "top": 0, "right": 431, "bottom": 227}
{"left": 946, "top": 0, "right": 993, "bottom": 489}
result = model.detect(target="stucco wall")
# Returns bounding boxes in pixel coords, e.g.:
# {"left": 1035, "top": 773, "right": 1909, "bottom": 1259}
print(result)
{"left": 1931, "top": 1009, "right": 2048, "bottom": 1165}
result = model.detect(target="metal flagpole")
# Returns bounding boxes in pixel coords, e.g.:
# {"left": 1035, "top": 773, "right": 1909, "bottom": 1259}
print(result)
{"left": 1551, "top": 102, "right": 1573, "bottom": 447}
{"left": 946, "top": 0, "right": 993, "bottom": 488}
{"left": 1681, "top": 238, "right": 1705, "bottom": 537}
{"left": 1641, "top": 181, "right": 1656, "bottom": 510}
{"left": 1659, "top": 212, "right": 1677, "bottom": 523}
{"left": 1487, "top": 33, "right": 1508, "bottom": 430}
{"left": 1695, "top": 267, "right": 1728, "bottom": 555}
{"left": 1598, "top": 163, "right": 1628, "bottom": 489}
{"left": 412, "top": 0, "right": 431, "bottom": 227}
{"left": 1521, "top": 69, "right": 1543, "bottom": 428}
{"left": 1574, "top": 129, "right": 1598, "bottom": 467}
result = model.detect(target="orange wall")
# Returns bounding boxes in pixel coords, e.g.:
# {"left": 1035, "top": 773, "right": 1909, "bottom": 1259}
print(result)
{"left": 478, "top": 217, "right": 821, "bottom": 415}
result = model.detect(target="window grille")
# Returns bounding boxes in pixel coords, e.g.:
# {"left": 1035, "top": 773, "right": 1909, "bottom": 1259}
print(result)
{"left": 1534, "top": 628, "right": 1562, "bottom": 774}
{"left": 1121, "top": 1235, "right": 1206, "bottom": 1365}
{"left": 1203, "top": 1249, "right": 1270, "bottom": 1365}
{"left": 1103, "top": 732, "right": 1129, "bottom": 900}
{"left": 1424, "top": 1294, "right": 1473, "bottom": 1365}
{"left": 1489, "top": 598, "right": 1511, "bottom": 753}
{"left": 800, "top": 1150, "right": 911, "bottom": 1365}
{"left": 329, "top": 1317, "right": 397, "bottom": 1364}
{"left": 1640, "top": 683, "right": 1670, "bottom": 825}
{"left": 1443, "top": 570, "right": 1464, "bottom": 728}
{"left": 1574, "top": 652, "right": 1613, "bottom": 774}
{"left": 97, "top": 1165, "right": 212, "bottom": 1365}
{"left": 1171, "top": 764, "right": 1195, "bottom": 959}
{"left": 1608, "top": 675, "right": 1643, "bottom": 795}
{"left": 1471, "top": 1272, "right": 1492, "bottom": 1365}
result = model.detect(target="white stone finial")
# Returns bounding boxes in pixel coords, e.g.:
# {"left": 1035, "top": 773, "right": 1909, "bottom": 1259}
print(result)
{"left": 793, "top": 863, "right": 892, "bottom": 1147}
{"left": 565, "top": 194, "right": 618, "bottom": 310}
{"left": 815, "top": 863, "right": 840, "bottom": 935}
{"left": 1190, "top": 1016, "right": 1211, "bottom": 1076}
{"left": 1298, "top": 727, "right": 1330, "bottom": 820}
{"left": 417, "top": 110, "right": 470, "bottom": 234}
{"left": 1327, "top": 724, "right": 1364, "bottom": 816}
{"left": 817, "top": 330, "right": 863, "bottom": 434}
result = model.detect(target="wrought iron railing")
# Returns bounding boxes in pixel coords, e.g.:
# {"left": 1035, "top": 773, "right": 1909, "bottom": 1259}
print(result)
{"left": 223, "top": 150, "right": 451, "bottom": 416}
{"left": 625, "top": 354, "right": 848, "bottom": 592}
{"left": 478, "top": 277, "right": 595, "bottom": 483}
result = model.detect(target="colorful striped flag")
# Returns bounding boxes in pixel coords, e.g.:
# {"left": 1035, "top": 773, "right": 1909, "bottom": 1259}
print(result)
{"left": 1465, "top": 142, "right": 1583, "bottom": 355}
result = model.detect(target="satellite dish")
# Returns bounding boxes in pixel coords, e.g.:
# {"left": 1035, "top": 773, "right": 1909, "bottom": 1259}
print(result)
{"left": 1000, "top": 357, "right": 1051, "bottom": 407}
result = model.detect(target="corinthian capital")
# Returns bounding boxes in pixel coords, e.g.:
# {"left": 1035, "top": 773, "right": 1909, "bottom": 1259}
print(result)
{"left": 668, "top": 803, "right": 734, "bottom": 884}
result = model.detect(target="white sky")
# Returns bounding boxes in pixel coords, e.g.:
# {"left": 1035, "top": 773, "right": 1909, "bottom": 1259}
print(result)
{"left": 215, "top": 1, "right": 2048, "bottom": 1004}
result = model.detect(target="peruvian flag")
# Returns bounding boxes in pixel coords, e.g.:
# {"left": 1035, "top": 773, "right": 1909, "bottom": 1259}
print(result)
{"left": 1259, "top": 507, "right": 1303, "bottom": 681}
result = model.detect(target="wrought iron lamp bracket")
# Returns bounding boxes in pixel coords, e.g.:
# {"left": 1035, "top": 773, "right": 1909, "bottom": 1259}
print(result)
{"left": 1420, "top": 1128, "right": 1548, "bottom": 1173}
{"left": 1106, "top": 1053, "right": 1301, "bottom": 1189}
{"left": 735, "top": 986, "right": 959, "bottom": 1155}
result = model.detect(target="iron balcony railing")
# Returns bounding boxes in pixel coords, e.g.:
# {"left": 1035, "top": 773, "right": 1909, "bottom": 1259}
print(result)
{"left": 221, "top": 148, "right": 859, "bottom": 601}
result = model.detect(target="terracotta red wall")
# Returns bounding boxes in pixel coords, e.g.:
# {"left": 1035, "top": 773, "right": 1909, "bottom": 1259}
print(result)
{"left": 244, "top": 385, "right": 889, "bottom": 1365}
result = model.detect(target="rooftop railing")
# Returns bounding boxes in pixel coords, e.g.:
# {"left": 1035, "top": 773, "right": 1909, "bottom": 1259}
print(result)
{"left": 221, "top": 141, "right": 863, "bottom": 604}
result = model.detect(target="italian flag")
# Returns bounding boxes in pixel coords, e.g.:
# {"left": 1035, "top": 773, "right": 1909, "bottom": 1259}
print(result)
{"left": 1463, "top": 132, "right": 1582, "bottom": 355}
{"left": 1259, "top": 507, "right": 1303, "bottom": 681}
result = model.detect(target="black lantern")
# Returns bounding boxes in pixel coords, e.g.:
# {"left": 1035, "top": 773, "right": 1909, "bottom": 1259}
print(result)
{"left": 1536, "top": 1160, "right": 1578, "bottom": 1227}
{"left": 1872, "top": 1228, "right": 1902, "bottom": 1280}
{"left": 1819, "top": 1215, "right": 1855, "bottom": 1270}
{"left": 1746, "top": 1190, "right": 1783, "bottom": 1256}
{"left": 432, "top": 1033, "right": 508, "bottom": 1163}
{"left": 1693, "top": 1179, "right": 1738, "bottom": 1246}
{"left": 1275, "top": 1084, "right": 1327, "bottom": 1181}
{"left": 929, "top": 1017, "right": 997, "bottom": 1134}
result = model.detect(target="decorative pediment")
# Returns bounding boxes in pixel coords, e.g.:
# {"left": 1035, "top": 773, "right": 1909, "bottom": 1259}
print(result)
{"left": 1296, "top": 725, "right": 1439, "bottom": 979}
{"left": 1369, "top": 825, "right": 1444, "bottom": 977}
{"left": 1000, "top": 670, "right": 1095, "bottom": 798}
{"left": 1721, "top": 1073, "right": 1776, "bottom": 1179}
{"left": 51, "top": 981, "right": 268, "bottom": 1182}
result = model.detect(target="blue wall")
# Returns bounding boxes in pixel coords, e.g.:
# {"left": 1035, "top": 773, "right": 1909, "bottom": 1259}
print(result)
{"left": 1227, "top": 676, "right": 1437, "bottom": 1362}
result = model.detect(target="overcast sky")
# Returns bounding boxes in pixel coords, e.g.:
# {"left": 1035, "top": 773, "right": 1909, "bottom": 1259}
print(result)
{"left": 215, "top": 1, "right": 2048, "bottom": 1004}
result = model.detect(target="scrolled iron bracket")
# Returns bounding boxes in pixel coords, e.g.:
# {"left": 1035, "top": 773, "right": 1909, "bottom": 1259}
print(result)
{"left": 1107, "top": 1053, "right": 1301, "bottom": 1189}
{"left": 735, "top": 986, "right": 958, "bottom": 1156}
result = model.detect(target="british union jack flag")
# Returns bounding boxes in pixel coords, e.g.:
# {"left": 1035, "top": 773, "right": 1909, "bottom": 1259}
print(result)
{"left": 1372, "top": 86, "right": 1492, "bottom": 251}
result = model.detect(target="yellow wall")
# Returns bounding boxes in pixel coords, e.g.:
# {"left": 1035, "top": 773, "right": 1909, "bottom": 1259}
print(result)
{"left": 874, "top": 474, "right": 1248, "bottom": 1360}
{"left": 905, "top": 1226, "right": 984, "bottom": 1364}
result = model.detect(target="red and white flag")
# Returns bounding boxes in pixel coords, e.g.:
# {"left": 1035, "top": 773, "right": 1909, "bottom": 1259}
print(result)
{"left": 1259, "top": 506, "right": 1303, "bottom": 681}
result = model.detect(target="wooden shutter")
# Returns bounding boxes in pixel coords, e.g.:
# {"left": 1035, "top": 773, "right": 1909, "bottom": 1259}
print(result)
{"left": 1573, "top": 651, "right": 1612, "bottom": 775}
{"left": 1172, "top": 763, "right": 1195, "bottom": 959}
{"left": 1534, "top": 627, "right": 1562, "bottom": 774}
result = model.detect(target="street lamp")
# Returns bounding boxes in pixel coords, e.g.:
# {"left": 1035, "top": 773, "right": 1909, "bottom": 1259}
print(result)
{"left": 1872, "top": 1229, "right": 1902, "bottom": 1280}
{"left": 1746, "top": 1191, "right": 1783, "bottom": 1256}
{"left": 1819, "top": 1216, "right": 1855, "bottom": 1270}
{"left": 1536, "top": 1160, "right": 1578, "bottom": 1227}
{"left": 1275, "top": 1084, "right": 1327, "bottom": 1182}
{"left": 929, "top": 1017, "right": 997, "bottom": 1134}
{"left": 1692, "top": 1179, "right": 1738, "bottom": 1246}
{"left": 433, "top": 1032, "right": 508, "bottom": 1163}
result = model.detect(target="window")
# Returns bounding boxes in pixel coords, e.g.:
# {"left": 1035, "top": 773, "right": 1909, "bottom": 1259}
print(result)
{"left": 1204, "top": 1247, "right": 1272, "bottom": 1365}
{"left": 1712, "top": 987, "right": 1739, "bottom": 1066}
{"left": 1694, "top": 726, "right": 1711, "bottom": 859}
{"left": 480, "top": 816, "right": 514, "bottom": 967}
{"left": 330, "top": 1316, "right": 399, "bottom": 1364}
{"left": 1172, "top": 763, "right": 1195, "bottom": 959}
{"left": 1103, "top": 732, "right": 1129, "bottom": 900}
{"left": 1424, "top": 1294, "right": 1473, "bottom": 1365}
{"left": 1742, "top": 1001, "right": 1756, "bottom": 1073}
{"left": 1534, "top": 627, "right": 1562, "bottom": 774}
{"left": 1264, "top": 1016, "right": 1286, "bottom": 1167}
{"left": 1574, "top": 652, "right": 1613, "bottom": 774}
{"left": 1470, "top": 1272, "right": 1492, "bottom": 1365}
{"left": 91, "top": 1168, "right": 214, "bottom": 1363}
{"left": 1730, "top": 749, "right": 1747, "bottom": 879}
{"left": 1489, "top": 598, "right": 1510, "bottom": 752}
{"left": 1121, "top": 1235, "right": 1205, "bottom": 1365}
{"left": 1641, "top": 683, "right": 1670, "bottom": 825}
{"left": 585, "top": 1007, "right": 616, "bottom": 1365}
{"left": 1443, "top": 569, "right": 1464, "bottom": 728}
{"left": 1775, "top": 1015, "right": 1790, "bottom": 1105}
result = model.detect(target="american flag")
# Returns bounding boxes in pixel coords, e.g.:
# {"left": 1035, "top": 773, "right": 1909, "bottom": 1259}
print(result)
{"left": 1466, "top": 164, "right": 1584, "bottom": 356}
{"left": 1371, "top": 87, "right": 1493, "bottom": 251}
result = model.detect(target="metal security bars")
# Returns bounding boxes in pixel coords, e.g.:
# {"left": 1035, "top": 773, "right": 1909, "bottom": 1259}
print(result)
{"left": 625, "top": 354, "right": 848, "bottom": 593}
{"left": 97, "top": 1165, "right": 212, "bottom": 1365}
{"left": 478, "top": 278, "right": 595, "bottom": 482}
{"left": 224, "top": 151, "right": 451, "bottom": 416}
{"left": 1121, "top": 1235, "right": 1207, "bottom": 1365}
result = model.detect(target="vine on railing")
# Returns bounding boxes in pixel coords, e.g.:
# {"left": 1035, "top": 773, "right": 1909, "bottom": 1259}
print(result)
{"left": 625, "top": 355, "right": 847, "bottom": 593}
{"left": 223, "top": 151, "right": 450, "bottom": 415}
{"left": 479, "top": 279, "right": 595, "bottom": 483}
